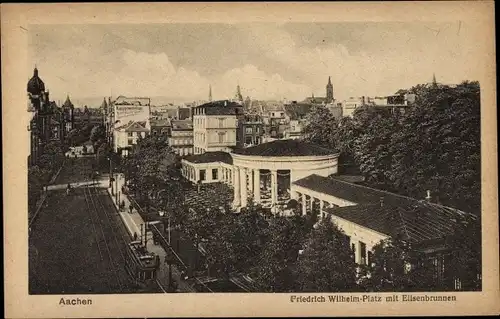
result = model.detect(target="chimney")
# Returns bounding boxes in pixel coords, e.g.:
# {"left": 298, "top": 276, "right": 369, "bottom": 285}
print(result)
{"left": 380, "top": 196, "right": 384, "bottom": 207}
{"left": 425, "top": 190, "right": 431, "bottom": 202}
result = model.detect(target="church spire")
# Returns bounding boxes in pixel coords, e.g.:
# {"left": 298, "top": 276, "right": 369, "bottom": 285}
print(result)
{"left": 208, "top": 84, "right": 212, "bottom": 102}
{"left": 326, "top": 76, "right": 334, "bottom": 103}
{"left": 235, "top": 83, "right": 243, "bottom": 102}
{"left": 432, "top": 73, "right": 437, "bottom": 86}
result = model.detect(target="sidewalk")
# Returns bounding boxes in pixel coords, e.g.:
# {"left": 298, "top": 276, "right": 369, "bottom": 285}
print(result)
{"left": 104, "top": 173, "right": 195, "bottom": 293}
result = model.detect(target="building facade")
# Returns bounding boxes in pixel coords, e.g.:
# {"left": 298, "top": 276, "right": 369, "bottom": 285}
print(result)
{"left": 113, "top": 120, "right": 150, "bottom": 157}
{"left": 342, "top": 94, "right": 416, "bottom": 117}
{"left": 192, "top": 100, "right": 243, "bottom": 154}
{"left": 27, "top": 67, "right": 67, "bottom": 166}
{"left": 238, "top": 114, "right": 264, "bottom": 147}
{"left": 169, "top": 119, "right": 194, "bottom": 156}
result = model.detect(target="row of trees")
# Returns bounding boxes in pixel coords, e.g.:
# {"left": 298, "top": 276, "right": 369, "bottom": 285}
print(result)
{"left": 28, "top": 141, "right": 66, "bottom": 214}
{"left": 174, "top": 201, "right": 480, "bottom": 292}
{"left": 303, "top": 81, "right": 481, "bottom": 214}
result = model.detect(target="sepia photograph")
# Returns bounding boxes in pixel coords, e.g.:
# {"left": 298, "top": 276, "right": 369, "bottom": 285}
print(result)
{"left": 3, "top": 2, "right": 498, "bottom": 318}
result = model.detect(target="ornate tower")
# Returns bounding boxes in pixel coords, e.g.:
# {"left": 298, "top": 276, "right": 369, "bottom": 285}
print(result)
{"left": 326, "top": 76, "right": 334, "bottom": 103}
{"left": 208, "top": 84, "right": 213, "bottom": 102}
{"left": 235, "top": 84, "right": 243, "bottom": 103}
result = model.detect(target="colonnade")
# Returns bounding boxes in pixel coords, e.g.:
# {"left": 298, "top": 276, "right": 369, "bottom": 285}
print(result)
{"left": 233, "top": 167, "right": 288, "bottom": 208}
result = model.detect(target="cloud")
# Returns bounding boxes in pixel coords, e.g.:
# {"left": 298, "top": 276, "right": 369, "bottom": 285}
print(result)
{"left": 30, "top": 23, "right": 482, "bottom": 104}
{"left": 216, "top": 64, "right": 311, "bottom": 100}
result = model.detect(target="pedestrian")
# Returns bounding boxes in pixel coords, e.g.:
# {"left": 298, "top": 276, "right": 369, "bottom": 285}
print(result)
{"left": 133, "top": 232, "right": 138, "bottom": 241}
{"left": 129, "top": 204, "right": 133, "bottom": 214}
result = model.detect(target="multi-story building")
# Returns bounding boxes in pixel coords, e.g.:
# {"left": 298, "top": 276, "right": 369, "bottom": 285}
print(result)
{"left": 192, "top": 100, "right": 243, "bottom": 154}
{"left": 238, "top": 114, "right": 264, "bottom": 147}
{"left": 284, "top": 119, "right": 305, "bottom": 140}
{"left": 27, "top": 67, "right": 67, "bottom": 166}
{"left": 113, "top": 120, "right": 150, "bottom": 157}
{"left": 169, "top": 119, "right": 194, "bottom": 156}
{"left": 150, "top": 118, "right": 171, "bottom": 137}
{"left": 111, "top": 95, "right": 151, "bottom": 156}
{"left": 342, "top": 94, "right": 416, "bottom": 117}
{"left": 73, "top": 105, "right": 105, "bottom": 129}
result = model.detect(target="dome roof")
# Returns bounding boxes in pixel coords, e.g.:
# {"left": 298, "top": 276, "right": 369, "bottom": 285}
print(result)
{"left": 232, "top": 139, "right": 337, "bottom": 157}
{"left": 27, "top": 68, "right": 45, "bottom": 95}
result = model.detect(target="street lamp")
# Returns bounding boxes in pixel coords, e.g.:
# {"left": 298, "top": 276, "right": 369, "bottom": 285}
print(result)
{"left": 158, "top": 210, "right": 171, "bottom": 245}
{"left": 108, "top": 156, "right": 113, "bottom": 190}
{"left": 165, "top": 248, "right": 174, "bottom": 292}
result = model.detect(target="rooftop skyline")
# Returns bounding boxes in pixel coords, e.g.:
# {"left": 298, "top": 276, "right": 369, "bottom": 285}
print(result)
{"left": 29, "top": 22, "right": 480, "bottom": 104}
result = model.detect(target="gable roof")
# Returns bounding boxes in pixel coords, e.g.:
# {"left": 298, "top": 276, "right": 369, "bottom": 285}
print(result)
{"left": 150, "top": 118, "right": 171, "bottom": 128}
{"left": 293, "top": 174, "right": 475, "bottom": 243}
{"left": 328, "top": 201, "right": 470, "bottom": 243}
{"left": 116, "top": 120, "right": 149, "bottom": 132}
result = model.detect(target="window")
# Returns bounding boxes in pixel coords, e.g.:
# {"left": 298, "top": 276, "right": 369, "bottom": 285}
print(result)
{"left": 128, "top": 132, "right": 133, "bottom": 137}
{"left": 218, "top": 118, "right": 224, "bottom": 128}
{"left": 245, "top": 127, "right": 253, "bottom": 134}
{"left": 212, "top": 169, "right": 218, "bottom": 180}
{"left": 218, "top": 132, "right": 225, "bottom": 144}
{"left": 245, "top": 136, "right": 253, "bottom": 145}
{"left": 200, "top": 169, "right": 206, "bottom": 181}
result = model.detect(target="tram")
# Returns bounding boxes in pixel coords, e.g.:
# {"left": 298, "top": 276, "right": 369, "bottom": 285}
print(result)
{"left": 124, "top": 240, "right": 160, "bottom": 283}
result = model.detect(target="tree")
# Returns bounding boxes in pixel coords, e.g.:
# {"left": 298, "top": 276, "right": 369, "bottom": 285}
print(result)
{"left": 295, "top": 219, "right": 357, "bottom": 292}
{"left": 201, "top": 205, "right": 269, "bottom": 278}
{"left": 251, "top": 216, "right": 307, "bottom": 292}
{"left": 351, "top": 107, "right": 401, "bottom": 190}
{"left": 127, "top": 133, "right": 184, "bottom": 211}
{"left": 364, "top": 234, "right": 437, "bottom": 292}
{"left": 389, "top": 81, "right": 481, "bottom": 212}
{"left": 302, "top": 105, "right": 339, "bottom": 150}
{"left": 444, "top": 213, "right": 481, "bottom": 290}
{"left": 28, "top": 165, "right": 50, "bottom": 213}
{"left": 96, "top": 142, "right": 112, "bottom": 170}
{"left": 90, "top": 125, "right": 104, "bottom": 143}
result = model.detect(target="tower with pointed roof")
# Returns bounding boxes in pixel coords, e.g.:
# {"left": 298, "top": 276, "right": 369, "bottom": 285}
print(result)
{"left": 235, "top": 84, "right": 243, "bottom": 103}
{"left": 209, "top": 85, "right": 213, "bottom": 102}
{"left": 326, "top": 76, "right": 334, "bottom": 103}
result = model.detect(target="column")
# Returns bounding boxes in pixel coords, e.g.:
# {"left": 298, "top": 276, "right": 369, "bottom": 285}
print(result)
{"left": 240, "top": 167, "right": 248, "bottom": 207}
{"left": 271, "top": 169, "right": 277, "bottom": 205}
{"left": 253, "top": 169, "right": 261, "bottom": 203}
{"left": 310, "top": 196, "right": 314, "bottom": 212}
{"left": 301, "top": 193, "right": 307, "bottom": 215}
{"left": 233, "top": 167, "right": 241, "bottom": 207}
{"left": 355, "top": 241, "right": 362, "bottom": 264}
{"left": 320, "top": 200, "right": 325, "bottom": 219}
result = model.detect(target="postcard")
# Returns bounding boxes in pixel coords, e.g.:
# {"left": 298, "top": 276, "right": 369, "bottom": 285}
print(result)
{"left": 2, "top": 2, "right": 498, "bottom": 318}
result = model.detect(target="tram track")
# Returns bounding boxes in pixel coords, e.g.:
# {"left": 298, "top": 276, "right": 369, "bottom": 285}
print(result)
{"left": 83, "top": 185, "right": 124, "bottom": 292}
{"left": 91, "top": 185, "right": 167, "bottom": 294}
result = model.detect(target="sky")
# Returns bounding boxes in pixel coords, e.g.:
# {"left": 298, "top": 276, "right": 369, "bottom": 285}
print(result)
{"left": 28, "top": 22, "right": 480, "bottom": 106}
